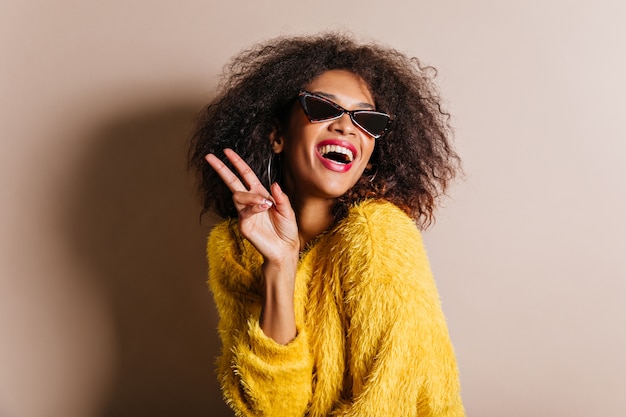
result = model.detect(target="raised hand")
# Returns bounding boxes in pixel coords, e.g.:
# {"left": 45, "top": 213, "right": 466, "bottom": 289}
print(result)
{"left": 205, "top": 149, "right": 300, "bottom": 263}
{"left": 206, "top": 148, "right": 299, "bottom": 344}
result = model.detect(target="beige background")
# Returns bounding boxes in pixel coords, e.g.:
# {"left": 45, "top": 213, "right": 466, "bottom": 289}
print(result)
{"left": 1, "top": 1, "right": 624, "bottom": 416}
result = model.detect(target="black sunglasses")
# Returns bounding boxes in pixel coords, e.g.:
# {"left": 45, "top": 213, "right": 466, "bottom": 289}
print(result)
{"left": 298, "top": 91, "right": 393, "bottom": 139}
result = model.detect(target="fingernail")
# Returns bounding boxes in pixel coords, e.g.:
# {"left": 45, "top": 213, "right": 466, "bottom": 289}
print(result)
{"left": 260, "top": 199, "right": 273, "bottom": 208}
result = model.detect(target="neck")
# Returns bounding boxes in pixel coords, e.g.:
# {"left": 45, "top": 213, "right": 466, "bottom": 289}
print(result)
{"left": 291, "top": 196, "right": 335, "bottom": 250}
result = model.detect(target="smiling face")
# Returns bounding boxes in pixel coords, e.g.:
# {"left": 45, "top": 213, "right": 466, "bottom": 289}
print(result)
{"left": 273, "top": 70, "right": 377, "bottom": 205}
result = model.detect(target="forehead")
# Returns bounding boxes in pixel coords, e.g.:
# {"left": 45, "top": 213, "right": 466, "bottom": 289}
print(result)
{"left": 305, "top": 70, "right": 374, "bottom": 106}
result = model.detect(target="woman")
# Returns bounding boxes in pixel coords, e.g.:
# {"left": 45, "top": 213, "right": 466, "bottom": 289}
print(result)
{"left": 190, "top": 33, "right": 465, "bottom": 417}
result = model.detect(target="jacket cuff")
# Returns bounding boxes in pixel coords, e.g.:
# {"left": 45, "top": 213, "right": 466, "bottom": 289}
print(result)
{"left": 247, "top": 318, "right": 311, "bottom": 365}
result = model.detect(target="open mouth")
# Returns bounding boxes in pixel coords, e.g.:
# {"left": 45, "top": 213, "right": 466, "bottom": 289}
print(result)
{"left": 318, "top": 144, "right": 354, "bottom": 165}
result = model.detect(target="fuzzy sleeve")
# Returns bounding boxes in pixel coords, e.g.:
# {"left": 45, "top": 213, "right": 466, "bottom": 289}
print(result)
{"left": 207, "top": 221, "right": 313, "bottom": 417}
{"left": 334, "top": 202, "right": 465, "bottom": 417}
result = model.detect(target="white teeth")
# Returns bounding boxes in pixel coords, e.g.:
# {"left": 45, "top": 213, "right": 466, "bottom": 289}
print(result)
{"left": 318, "top": 144, "right": 354, "bottom": 162}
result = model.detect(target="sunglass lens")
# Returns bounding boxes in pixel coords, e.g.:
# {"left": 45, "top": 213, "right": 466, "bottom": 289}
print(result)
{"left": 353, "top": 112, "right": 389, "bottom": 137}
{"left": 304, "top": 96, "right": 341, "bottom": 120}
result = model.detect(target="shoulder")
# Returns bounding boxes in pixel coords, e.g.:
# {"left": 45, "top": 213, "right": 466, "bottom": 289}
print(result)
{"left": 207, "top": 218, "right": 240, "bottom": 263}
{"left": 336, "top": 199, "right": 424, "bottom": 255}
{"left": 208, "top": 218, "right": 263, "bottom": 292}
{"left": 208, "top": 218, "right": 235, "bottom": 251}
{"left": 323, "top": 200, "right": 430, "bottom": 285}
{"left": 346, "top": 199, "right": 411, "bottom": 223}
{"left": 333, "top": 201, "right": 441, "bottom": 314}
{"left": 208, "top": 218, "right": 259, "bottom": 261}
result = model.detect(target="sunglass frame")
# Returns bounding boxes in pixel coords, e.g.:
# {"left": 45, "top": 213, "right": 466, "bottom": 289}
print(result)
{"left": 298, "top": 91, "right": 393, "bottom": 139}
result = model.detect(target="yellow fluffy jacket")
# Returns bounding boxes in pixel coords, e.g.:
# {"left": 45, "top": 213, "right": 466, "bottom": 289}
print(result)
{"left": 207, "top": 200, "right": 465, "bottom": 416}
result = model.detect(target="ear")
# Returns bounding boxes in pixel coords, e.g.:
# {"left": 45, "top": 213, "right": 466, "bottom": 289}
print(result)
{"left": 269, "top": 120, "right": 285, "bottom": 154}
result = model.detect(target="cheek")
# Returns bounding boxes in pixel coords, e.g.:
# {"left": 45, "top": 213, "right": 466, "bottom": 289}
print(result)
{"left": 285, "top": 106, "right": 314, "bottom": 133}
{"left": 282, "top": 114, "right": 319, "bottom": 147}
{"left": 361, "top": 141, "right": 376, "bottom": 163}
{"left": 285, "top": 125, "right": 329, "bottom": 157}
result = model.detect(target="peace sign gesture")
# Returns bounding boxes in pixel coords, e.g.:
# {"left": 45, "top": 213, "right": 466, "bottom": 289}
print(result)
{"left": 205, "top": 149, "right": 300, "bottom": 263}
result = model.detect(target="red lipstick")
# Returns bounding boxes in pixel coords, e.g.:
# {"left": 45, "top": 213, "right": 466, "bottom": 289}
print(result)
{"left": 316, "top": 139, "right": 358, "bottom": 173}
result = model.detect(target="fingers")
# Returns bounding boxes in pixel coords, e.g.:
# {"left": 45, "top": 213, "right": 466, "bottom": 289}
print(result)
{"left": 269, "top": 182, "right": 295, "bottom": 219}
{"left": 205, "top": 153, "right": 247, "bottom": 193}
{"left": 205, "top": 150, "right": 291, "bottom": 219}
{"left": 270, "top": 182, "right": 287, "bottom": 204}
{"left": 223, "top": 149, "right": 265, "bottom": 191}
{"left": 205, "top": 149, "right": 266, "bottom": 194}
{"left": 231, "top": 191, "right": 274, "bottom": 219}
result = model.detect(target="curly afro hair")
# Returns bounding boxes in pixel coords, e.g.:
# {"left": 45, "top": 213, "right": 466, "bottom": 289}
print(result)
{"left": 189, "top": 33, "right": 461, "bottom": 228}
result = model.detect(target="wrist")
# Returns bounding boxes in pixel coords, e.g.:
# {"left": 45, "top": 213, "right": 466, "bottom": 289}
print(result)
{"left": 262, "top": 250, "right": 299, "bottom": 274}
{"left": 261, "top": 252, "right": 298, "bottom": 301}
{"left": 260, "top": 253, "right": 298, "bottom": 345}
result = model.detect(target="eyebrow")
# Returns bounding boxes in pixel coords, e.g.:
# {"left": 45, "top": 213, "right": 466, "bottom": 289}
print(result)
{"left": 312, "top": 91, "right": 376, "bottom": 110}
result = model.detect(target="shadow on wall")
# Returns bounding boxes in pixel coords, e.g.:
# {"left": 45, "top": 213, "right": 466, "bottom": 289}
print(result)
{"left": 64, "top": 99, "right": 233, "bottom": 417}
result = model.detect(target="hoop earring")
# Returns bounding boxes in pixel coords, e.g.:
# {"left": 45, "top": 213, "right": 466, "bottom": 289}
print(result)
{"left": 267, "top": 153, "right": 280, "bottom": 187}
{"left": 365, "top": 165, "right": 378, "bottom": 183}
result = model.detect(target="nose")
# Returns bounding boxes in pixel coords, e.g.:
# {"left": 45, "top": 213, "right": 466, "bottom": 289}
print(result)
{"left": 329, "top": 113, "right": 357, "bottom": 135}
